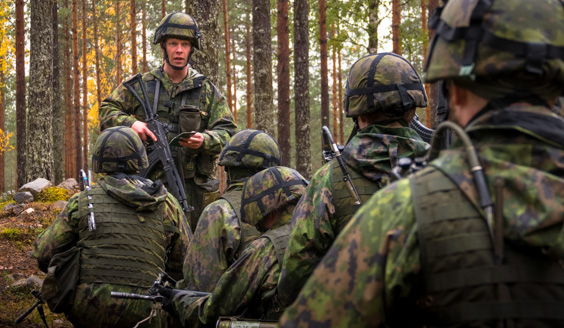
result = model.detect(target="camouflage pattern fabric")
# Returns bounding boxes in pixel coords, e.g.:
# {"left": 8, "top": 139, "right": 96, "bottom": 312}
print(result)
{"left": 277, "top": 123, "right": 429, "bottom": 306}
{"left": 34, "top": 174, "right": 192, "bottom": 327}
{"left": 169, "top": 209, "right": 295, "bottom": 328}
{"left": 99, "top": 66, "right": 237, "bottom": 228}
{"left": 279, "top": 105, "right": 564, "bottom": 327}
{"left": 181, "top": 182, "right": 260, "bottom": 292}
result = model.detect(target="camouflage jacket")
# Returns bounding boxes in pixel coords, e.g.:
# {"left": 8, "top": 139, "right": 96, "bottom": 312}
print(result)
{"left": 277, "top": 123, "right": 429, "bottom": 306}
{"left": 279, "top": 105, "right": 564, "bottom": 327}
{"left": 181, "top": 181, "right": 260, "bottom": 292}
{"left": 99, "top": 66, "right": 237, "bottom": 179}
{"left": 34, "top": 174, "right": 192, "bottom": 327}
{"left": 170, "top": 210, "right": 293, "bottom": 327}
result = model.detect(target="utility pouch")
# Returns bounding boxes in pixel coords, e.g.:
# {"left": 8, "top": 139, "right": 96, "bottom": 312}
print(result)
{"left": 41, "top": 246, "right": 81, "bottom": 313}
{"left": 178, "top": 105, "right": 201, "bottom": 133}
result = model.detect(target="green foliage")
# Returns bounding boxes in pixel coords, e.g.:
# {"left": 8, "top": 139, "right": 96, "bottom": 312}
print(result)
{"left": 36, "top": 187, "right": 71, "bottom": 203}
{"left": 1, "top": 227, "right": 25, "bottom": 241}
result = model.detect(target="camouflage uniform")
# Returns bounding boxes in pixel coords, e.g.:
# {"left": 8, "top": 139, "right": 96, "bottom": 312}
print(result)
{"left": 169, "top": 167, "right": 308, "bottom": 327}
{"left": 278, "top": 53, "right": 429, "bottom": 306}
{"left": 34, "top": 127, "right": 192, "bottom": 328}
{"left": 181, "top": 129, "right": 282, "bottom": 292}
{"left": 99, "top": 14, "right": 237, "bottom": 229}
{"left": 280, "top": 0, "right": 564, "bottom": 327}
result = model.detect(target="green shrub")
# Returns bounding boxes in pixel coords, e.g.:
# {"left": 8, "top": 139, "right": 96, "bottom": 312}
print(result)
{"left": 36, "top": 187, "right": 71, "bottom": 203}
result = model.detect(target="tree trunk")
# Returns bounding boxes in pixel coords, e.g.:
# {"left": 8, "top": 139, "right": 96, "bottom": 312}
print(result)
{"left": 392, "top": 0, "right": 402, "bottom": 55}
{"left": 162, "top": 0, "right": 166, "bottom": 18}
{"left": 187, "top": 0, "right": 221, "bottom": 83}
{"left": 222, "top": 0, "right": 233, "bottom": 117}
{"left": 73, "top": 0, "right": 82, "bottom": 177}
{"left": 16, "top": 0, "right": 26, "bottom": 188}
{"left": 53, "top": 0, "right": 64, "bottom": 184}
{"left": 231, "top": 30, "right": 237, "bottom": 123}
{"left": 0, "top": 70, "right": 5, "bottom": 191}
{"left": 428, "top": 0, "right": 439, "bottom": 127}
{"left": 331, "top": 25, "right": 338, "bottom": 141}
{"left": 82, "top": 0, "right": 88, "bottom": 170}
{"left": 421, "top": 0, "right": 431, "bottom": 128}
{"left": 64, "top": 0, "right": 74, "bottom": 179}
{"left": 319, "top": 0, "right": 329, "bottom": 132}
{"left": 338, "top": 48, "right": 344, "bottom": 145}
{"left": 277, "top": 0, "right": 290, "bottom": 166}
{"left": 130, "top": 0, "right": 137, "bottom": 75}
{"left": 93, "top": 0, "right": 102, "bottom": 107}
{"left": 245, "top": 21, "right": 252, "bottom": 129}
{"left": 115, "top": 1, "right": 122, "bottom": 87}
{"left": 28, "top": 0, "right": 54, "bottom": 182}
{"left": 294, "top": 0, "right": 311, "bottom": 178}
{"left": 252, "top": 0, "right": 274, "bottom": 136}
{"left": 142, "top": 3, "right": 148, "bottom": 73}
{"left": 368, "top": 0, "right": 380, "bottom": 53}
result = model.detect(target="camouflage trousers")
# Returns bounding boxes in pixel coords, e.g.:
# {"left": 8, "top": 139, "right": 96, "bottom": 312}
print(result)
{"left": 184, "top": 176, "right": 220, "bottom": 231}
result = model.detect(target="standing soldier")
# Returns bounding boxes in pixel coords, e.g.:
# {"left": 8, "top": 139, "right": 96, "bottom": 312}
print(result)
{"left": 277, "top": 52, "right": 430, "bottom": 307}
{"left": 280, "top": 0, "right": 564, "bottom": 327}
{"left": 34, "top": 127, "right": 192, "bottom": 327}
{"left": 181, "top": 129, "right": 282, "bottom": 292}
{"left": 99, "top": 12, "right": 237, "bottom": 229}
{"left": 159, "top": 167, "right": 308, "bottom": 326}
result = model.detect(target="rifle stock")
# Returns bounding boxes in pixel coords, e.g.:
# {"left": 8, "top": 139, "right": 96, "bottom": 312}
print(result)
{"left": 123, "top": 74, "right": 193, "bottom": 214}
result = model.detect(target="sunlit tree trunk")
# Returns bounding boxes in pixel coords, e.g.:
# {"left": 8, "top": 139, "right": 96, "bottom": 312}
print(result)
{"left": 93, "top": 0, "right": 102, "bottom": 107}
{"left": 338, "top": 48, "right": 344, "bottom": 145}
{"left": 130, "top": 0, "right": 137, "bottom": 75}
{"left": 162, "top": 0, "right": 166, "bottom": 18}
{"left": 245, "top": 21, "right": 252, "bottom": 129}
{"left": 294, "top": 0, "right": 311, "bottom": 178}
{"left": 52, "top": 0, "right": 64, "bottom": 184}
{"left": 392, "top": 0, "right": 402, "bottom": 54}
{"left": 82, "top": 0, "right": 88, "bottom": 170}
{"left": 331, "top": 25, "right": 338, "bottom": 142}
{"left": 368, "top": 0, "right": 380, "bottom": 53}
{"left": 73, "top": 0, "right": 82, "bottom": 178}
{"left": 115, "top": 1, "right": 122, "bottom": 87}
{"left": 222, "top": 0, "right": 233, "bottom": 117}
{"left": 28, "top": 0, "right": 54, "bottom": 182}
{"left": 187, "top": 0, "right": 221, "bottom": 83}
{"left": 319, "top": 0, "right": 329, "bottom": 133}
{"left": 64, "top": 0, "right": 74, "bottom": 179}
{"left": 231, "top": 31, "right": 237, "bottom": 123}
{"left": 142, "top": 3, "right": 148, "bottom": 73}
{"left": 277, "top": 0, "right": 290, "bottom": 166}
{"left": 252, "top": 0, "right": 274, "bottom": 136}
{"left": 16, "top": 0, "right": 26, "bottom": 188}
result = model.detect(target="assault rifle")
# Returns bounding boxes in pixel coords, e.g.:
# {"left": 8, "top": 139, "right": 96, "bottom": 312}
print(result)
{"left": 15, "top": 290, "right": 49, "bottom": 327}
{"left": 217, "top": 317, "right": 279, "bottom": 328}
{"left": 123, "top": 74, "right": 193, "bottom": 215}
{"left": 322, "top": 126, "right": 362, "bottom": 205}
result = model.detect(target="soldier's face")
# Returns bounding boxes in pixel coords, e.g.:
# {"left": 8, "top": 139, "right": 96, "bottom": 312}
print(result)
{"left": 164, "top": 38, "right": 192, "bottom": 67}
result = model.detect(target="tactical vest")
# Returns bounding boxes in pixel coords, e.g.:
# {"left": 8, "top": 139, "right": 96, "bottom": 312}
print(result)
{"left": 220, "top": 190, "right": 261, "bottom": 260}
{"left": 77, "top": 185, "right": 169, "bottom": 288}
{"left": 330, "top": 160, "right": 384, "bottom": 233}
{"left": 411, "top": 167, "right": 564, "bottom": 326}
{"left": 262, "top": 224, "right": 291, "bottom": 266}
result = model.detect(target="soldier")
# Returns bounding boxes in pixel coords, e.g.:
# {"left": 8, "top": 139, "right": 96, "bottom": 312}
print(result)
{"left": 277, "top": 52, "right": 430, "bottom": 307}
{"left": 99, "top": 12, "right": 237, "bottom": 229}
{"left": 159, "top": 167, "right": 308, "bottom": 327}
{"left": 280, "top": 0, "right": 564, "bottom": 327}
{"left": 181, "top": 129, "right": 282, "bottom": 292}
{"left": 34, "top": 127, "right": 192, "bottom": 327}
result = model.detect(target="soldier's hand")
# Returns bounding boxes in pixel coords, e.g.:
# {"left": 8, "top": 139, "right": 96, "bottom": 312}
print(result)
{"left": 179, "top": 132, "right": 204, "bottom": 149}
{"left": 131, "top": 121, "right": 157, "bottom": 142}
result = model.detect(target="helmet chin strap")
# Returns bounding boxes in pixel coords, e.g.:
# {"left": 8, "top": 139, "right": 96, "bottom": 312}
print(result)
{"left": 161, "top": 42, "right": 192, "bottom": 71}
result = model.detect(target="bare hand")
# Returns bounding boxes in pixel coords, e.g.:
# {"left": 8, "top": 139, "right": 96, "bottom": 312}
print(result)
{"left": 179, "top": 132, "right": 204, "bottom": 149}
{"left": 131, "top": 121, "right": 157, "bottom": 142}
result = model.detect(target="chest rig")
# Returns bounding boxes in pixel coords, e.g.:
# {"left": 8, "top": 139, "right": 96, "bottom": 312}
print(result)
{"left": 77, "top": 185, "right": 168, "bottom": 288}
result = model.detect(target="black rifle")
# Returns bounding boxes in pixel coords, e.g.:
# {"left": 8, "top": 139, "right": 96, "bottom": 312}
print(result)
{"left": 123, "top": 74, "right": 193, "bottom": 214}
{"left": 322, "top": 126, "right": 362, "bottom": 205}
{"left": 15, "top": 290, "right": 49, "bottom": 328}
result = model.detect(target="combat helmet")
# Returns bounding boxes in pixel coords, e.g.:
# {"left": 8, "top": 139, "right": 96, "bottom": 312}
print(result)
{"left": 92, "top": 126, "right": 148, "bottom": 174}
{"left": 153, "top": 12, "right": 201, "bottom": 49}
{"left": 424, "top": 0, "right": 564, "bottom": 99}
{"left": 219, "top": 129, "right": 282, "bottom": 169}
{"left": 241, "top": 167, "right": 308, "bottom": 227}
{"left": 344, "top": 53, "right": 428, "bottom": 118}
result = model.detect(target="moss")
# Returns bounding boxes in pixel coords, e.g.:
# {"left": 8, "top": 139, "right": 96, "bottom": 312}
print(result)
{"left": 36, "top": 187, "right": 71, "bottom": 203}
{"left": 1, "top": 228, "right": 25, "bottom": 242}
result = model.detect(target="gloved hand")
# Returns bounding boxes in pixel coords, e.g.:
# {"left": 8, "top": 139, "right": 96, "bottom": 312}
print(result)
{"left": 154, "top": 285, "right": 179, "bottom": 314}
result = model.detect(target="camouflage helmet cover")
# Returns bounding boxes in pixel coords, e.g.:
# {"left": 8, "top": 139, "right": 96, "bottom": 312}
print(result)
{"left": 92, "top": 127, "right": 149, "bottom": 174}
{"left": 219, "top": 129, "right": 282, "bottom": 169}
{"left": 241, "top": 167, "right": 308, "bottom": 227}
{"left": 424, "top": 0, "right": 564, "bottom": 97}
{"left": 153, "top": 12, "right": 201, "bottom": 49}
{"left": 345, "top": 52, "right": 428, "bottom": 118}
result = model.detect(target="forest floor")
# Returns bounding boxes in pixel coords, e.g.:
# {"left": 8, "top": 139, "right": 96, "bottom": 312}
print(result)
{"left": 0, "top": 201, "right": 72, "bottom": 327}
